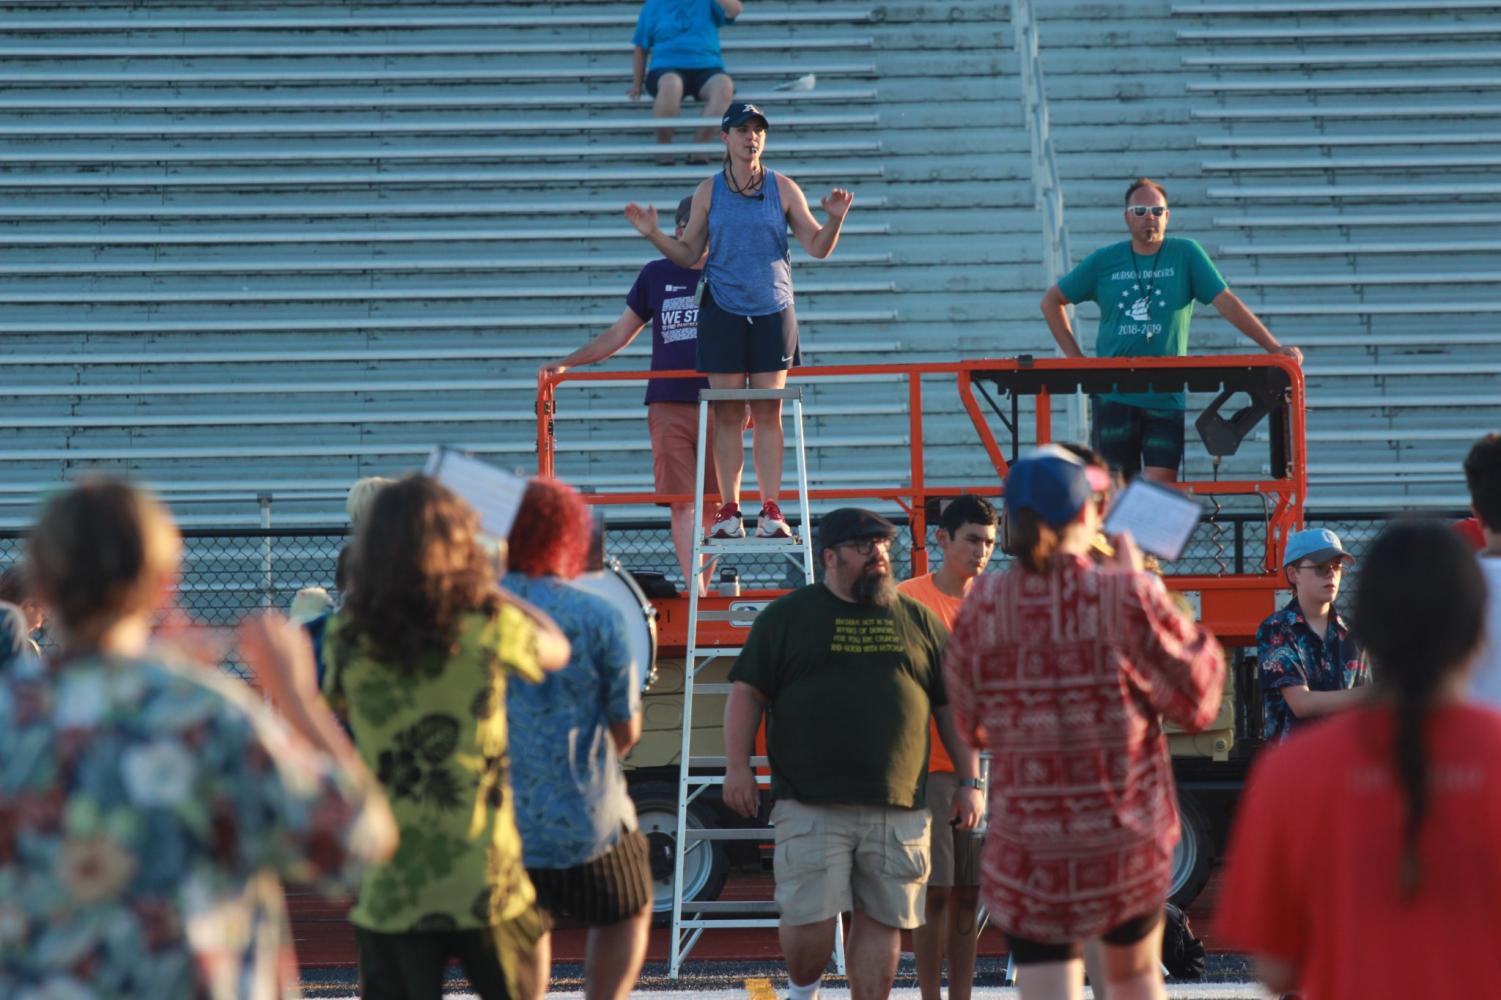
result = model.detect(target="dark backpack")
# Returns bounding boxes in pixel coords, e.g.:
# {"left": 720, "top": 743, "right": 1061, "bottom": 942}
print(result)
{"left": 1161, "top": 902, "right": 1207, "bottom": 979}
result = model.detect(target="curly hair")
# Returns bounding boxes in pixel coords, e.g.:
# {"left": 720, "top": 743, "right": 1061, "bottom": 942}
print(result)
{"left": 338, "top": 475, "right": 502, "bottom": 668}
{"left": 28, "top": 477, "right": 180, "bottom": 642}
{"left": 507, "top": 478, "right": 591, "bottom": 580}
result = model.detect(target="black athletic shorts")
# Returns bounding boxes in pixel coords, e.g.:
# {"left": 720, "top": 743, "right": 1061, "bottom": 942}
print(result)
{"left": 645, "top": 65, "right": 728, "bottom": 100}
{"left": 1005, "top": 909, "right": 1164, "bottom": 966}
{"left": 1092, "top": 398, "right": 1186, "bottom": 478}
{"left": 526, "top": 828, "right": 653, "bottom": 926}
{"left": 696, "top": 282, "right": 800, "bottom": 374}
{"left": 354, "top": 903, "right": 549, "bottom": 1000}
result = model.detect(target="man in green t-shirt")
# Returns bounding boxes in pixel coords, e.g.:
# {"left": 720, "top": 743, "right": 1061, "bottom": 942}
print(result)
{"left": 1040, "top": 177, "right": 1303, "bottom": 482}
{"left": 722, "top": 508, "right": 982, "bottom": 1000}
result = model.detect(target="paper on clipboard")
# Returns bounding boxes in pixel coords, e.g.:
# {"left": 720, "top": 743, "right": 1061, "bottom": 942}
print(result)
{"left": 424, "top": 446, "right": 528, "bottom": 540}
{"left": 1102, "top": 479, "right": 1203, "bottom": 562}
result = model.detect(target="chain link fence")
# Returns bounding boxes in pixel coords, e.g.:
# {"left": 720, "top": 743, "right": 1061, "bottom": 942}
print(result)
{"left": 0, "top": 510, "right": 1436, "bottom": 678}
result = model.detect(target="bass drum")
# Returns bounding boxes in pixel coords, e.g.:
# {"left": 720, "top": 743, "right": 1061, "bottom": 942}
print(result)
{"left": 567, "top": 558, "right": 659, "bottom": 692}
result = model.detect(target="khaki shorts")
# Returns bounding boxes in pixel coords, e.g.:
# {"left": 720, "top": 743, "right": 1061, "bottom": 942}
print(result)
{"left": 647, "top": 401, "right": 718, "bottom": 503}
{"left": 771, "top": 799, "right": 931, "bottom": 929}
{"left": 924, "top": 771, "right": 984, "bottom": 889}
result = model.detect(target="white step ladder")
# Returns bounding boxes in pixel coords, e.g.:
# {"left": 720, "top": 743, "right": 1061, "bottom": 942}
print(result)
{"left": 668, "top": 386, "right": 846, "bottom": 979}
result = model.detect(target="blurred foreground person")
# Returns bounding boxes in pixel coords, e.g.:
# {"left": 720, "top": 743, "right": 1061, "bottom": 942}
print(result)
{"left": 1463, "top": 431, "right": 1501, "bottom": 705}
{"left": 504, "top": 479, "right": 652, "bottom": 1000}
{"left": 1217, "top": 520, "right": 1501, "bottom": 999}
{"left": 0, "top": 477, "right": 397, "bottom": 998}
{"left": 944, "top": 453, "right": 1225, "bottom": 1000}
{"left": 0, "top": 600, "right": 34, "bottom": 671}
{"left": 0, "top": 562, "right": 46, "bottom": 652}
{"left": 322, "top": 476, "right": 567, "bottom": 1000}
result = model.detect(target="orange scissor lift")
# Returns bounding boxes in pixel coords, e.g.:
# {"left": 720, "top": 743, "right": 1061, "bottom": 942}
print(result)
{"left": 536, "top": 353, "right": 1307, "bottom": 928}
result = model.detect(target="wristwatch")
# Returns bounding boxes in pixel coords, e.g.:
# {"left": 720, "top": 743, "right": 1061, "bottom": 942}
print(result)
{"left": 959, "top": 777, "right": 984, "bottom": 790}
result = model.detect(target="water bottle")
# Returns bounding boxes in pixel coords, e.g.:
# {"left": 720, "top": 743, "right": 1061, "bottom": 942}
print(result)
{"left": 718, "top": 568, "right": 740, "bottom": 597}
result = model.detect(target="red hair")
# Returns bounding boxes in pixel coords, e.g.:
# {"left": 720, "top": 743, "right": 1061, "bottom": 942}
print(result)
{"left": 508, "top": 478, "right": 591, "bottom": 579}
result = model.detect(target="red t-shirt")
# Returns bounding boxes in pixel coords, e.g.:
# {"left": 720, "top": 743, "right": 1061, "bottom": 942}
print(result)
{"left": 897, "top": 573, "right": 964, "bottom": 774}
{"left": 1215, "top": 703, "right": 1501, "bottom": 999}
{"left": 1453, "top": 516, "right": 1487, "bottom": 551}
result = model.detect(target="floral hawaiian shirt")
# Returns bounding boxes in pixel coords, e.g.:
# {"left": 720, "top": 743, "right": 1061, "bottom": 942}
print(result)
{"left": 0, "top": 651, "right": 381, "bottom": 999}
{"left": 1257, "top": 597, "right": 1367, "bottom": 743}
{"left": 502, "top": 574, "right": 640, "bottom": 871}
{"left": 322, "top": 606, "right": 543, "bottom": 934}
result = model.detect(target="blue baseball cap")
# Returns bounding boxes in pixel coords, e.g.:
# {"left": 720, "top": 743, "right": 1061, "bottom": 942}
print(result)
{"left": 721, "top": 102, "right": 769, "bottom": 132}
{"left": 1283, "top": 527, "right": 1353, "bottom": 567}
{"left": 1004, "top": 453, "right": 1092, "bottom": 528}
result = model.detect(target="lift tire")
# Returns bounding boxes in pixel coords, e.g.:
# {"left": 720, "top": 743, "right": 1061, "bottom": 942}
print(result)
{"left": 1169, "top": 789, "right": 1214, "bottom": 908}
{"left": 629, "top": 781, "right": 731, "bottom": 927}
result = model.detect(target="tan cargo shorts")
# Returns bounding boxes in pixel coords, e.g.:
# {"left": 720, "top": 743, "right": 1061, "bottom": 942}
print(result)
{"left": 770, "top": 798, "right": 931, "bottom": 929}
{"left": 924, "top": 771, "right": 984, "bottom": 889}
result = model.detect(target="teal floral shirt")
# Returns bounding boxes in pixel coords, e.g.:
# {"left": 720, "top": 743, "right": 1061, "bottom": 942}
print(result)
{"left": 0, "top": 653, "right": 382, "bottom": 999}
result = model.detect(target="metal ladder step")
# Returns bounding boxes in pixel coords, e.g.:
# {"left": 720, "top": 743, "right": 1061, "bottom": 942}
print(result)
{"left": 697, "top": 537, "right": 808, "bottom": 554}
{"left": 682, "top": 827, "right": 772, "bottom": 841}
{"left": 690, "top": 755, "right": 769, "bottom": 768}
{"left": 680, "top": 900, "right": 780, "bottom": 914}
{"left": 677, "top": 917, "right": 782, "bottom": 930}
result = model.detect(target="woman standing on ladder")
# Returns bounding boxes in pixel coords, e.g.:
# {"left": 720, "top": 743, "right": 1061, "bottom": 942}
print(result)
{"left": 625, "top": 101, "right": 853, "bottom": 540}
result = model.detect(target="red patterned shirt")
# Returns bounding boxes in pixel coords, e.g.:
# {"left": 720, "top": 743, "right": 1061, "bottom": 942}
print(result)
{"left": 944, "top": 554, "right": 1225, "bottom": 943}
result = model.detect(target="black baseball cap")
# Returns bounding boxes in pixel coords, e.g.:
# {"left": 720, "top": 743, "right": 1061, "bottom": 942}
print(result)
{"left": 816, "top": 507, "right": 897, "bottom": 555}
{"left": 721, "top": 102, "right": 770, "bottom": 132}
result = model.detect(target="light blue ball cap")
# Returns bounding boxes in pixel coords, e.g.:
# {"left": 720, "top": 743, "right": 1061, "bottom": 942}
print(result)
{"left": 1283, "top": 527, "right": 1353, "bottom": 567}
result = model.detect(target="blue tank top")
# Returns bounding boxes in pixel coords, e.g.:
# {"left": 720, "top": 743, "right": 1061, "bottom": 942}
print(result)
{"left": 705, "top": 167, "right": 794, "bottom": 316}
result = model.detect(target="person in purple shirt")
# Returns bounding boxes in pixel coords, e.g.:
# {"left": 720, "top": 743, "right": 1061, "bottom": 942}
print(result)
{"left": 543, "top": 195, "right": 740, "bottom": 595}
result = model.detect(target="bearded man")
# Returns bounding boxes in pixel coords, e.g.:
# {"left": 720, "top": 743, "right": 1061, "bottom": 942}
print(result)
{"left": 722, "top": 508, "right": 980, "bottom": 1000}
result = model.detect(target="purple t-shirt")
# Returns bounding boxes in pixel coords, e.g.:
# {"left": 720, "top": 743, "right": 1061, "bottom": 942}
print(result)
{"left": 625, "top": 258, "right": 712, "bottom": 406}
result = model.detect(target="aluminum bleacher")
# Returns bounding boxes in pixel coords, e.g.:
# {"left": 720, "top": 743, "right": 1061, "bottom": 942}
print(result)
{"left": 1178, "top": 1, "right": 1501, "bottom": 508}
{"left": 6, "top": 0, "right": 1486, "bottom": 549}
{"left": 0, "top": 1, "right": 1030, "bottom": 546}
{"left": 1034, "top": 0, "right": 1499, "bottom": 510}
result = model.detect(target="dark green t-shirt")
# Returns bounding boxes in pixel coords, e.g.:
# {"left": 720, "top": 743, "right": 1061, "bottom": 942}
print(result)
{"left": 728, "top": 583, "right": 948, "bottom": 809}
{"left": 1057, "top": 236, "right": 1228, "bottom": 410}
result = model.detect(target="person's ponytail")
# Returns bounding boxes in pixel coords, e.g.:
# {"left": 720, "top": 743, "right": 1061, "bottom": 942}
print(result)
{"left": 1353, "top": 519, "right": 1487, "bottom": 901}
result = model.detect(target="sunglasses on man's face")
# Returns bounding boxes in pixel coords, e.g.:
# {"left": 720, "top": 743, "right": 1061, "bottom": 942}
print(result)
{"left": 1127, "top": 205, "right": 1167, "bottom": 218}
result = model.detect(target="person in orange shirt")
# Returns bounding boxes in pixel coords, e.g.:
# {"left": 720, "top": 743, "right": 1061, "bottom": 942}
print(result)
{"left": 898, "top": 494, "right": 997, "bottom": 1000}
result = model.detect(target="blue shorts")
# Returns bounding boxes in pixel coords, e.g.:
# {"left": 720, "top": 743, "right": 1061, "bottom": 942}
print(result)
{"left": 695, "top": 282, "right": 800, "bottom": 374}
{"left": 1092, "top": 398, "right": 1185, "bottom": 477}
{"left": 645, "top": 66, "right": 728, "bottom": 100}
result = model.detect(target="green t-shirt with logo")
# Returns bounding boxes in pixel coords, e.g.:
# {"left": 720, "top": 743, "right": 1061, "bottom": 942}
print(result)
{"left": 1057, "top": 236, "right": 1228, "bottom": 410}
{"left": 728, "top": 584, "right": 948, "bottom": 808}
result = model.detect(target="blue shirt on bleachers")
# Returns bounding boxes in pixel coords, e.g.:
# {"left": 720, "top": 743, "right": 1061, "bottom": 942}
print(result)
{"left": 632, "top": 0, "right": 733, "bottom": 72}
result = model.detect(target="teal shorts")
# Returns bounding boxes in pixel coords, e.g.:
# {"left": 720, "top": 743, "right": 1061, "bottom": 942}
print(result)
{"left": 1092, "top": 398, "right": 1185, "bottom": 477}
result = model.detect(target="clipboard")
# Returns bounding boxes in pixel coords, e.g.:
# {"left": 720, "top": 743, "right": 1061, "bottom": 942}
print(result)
{"left": 1102, "top": 479, "right": 1203, "bottom": 563}
{"left": 423, "top": 446, "right": 528, "bottom": 540}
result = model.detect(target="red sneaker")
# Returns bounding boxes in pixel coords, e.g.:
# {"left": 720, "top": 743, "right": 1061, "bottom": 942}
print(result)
{"left": 710, "top": 502, "right": 745, "bottom": 539}
{"left": 755, "top": 500, "right": 792, "bottom": 538}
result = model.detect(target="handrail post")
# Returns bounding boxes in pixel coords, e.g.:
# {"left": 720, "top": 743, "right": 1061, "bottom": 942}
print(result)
{"left": 908, "top": 372, "right": 928, "bottom": 576}
{"left": 1012, "top": 0, "right": 1082, "bottom": 443}
{"left": 536, "top": 370, "right": 557, "bottom": 479}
